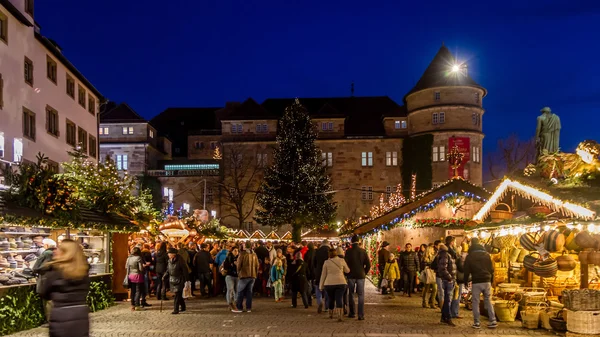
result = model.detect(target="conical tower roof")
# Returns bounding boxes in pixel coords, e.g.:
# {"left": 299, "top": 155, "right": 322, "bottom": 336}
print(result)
{"left": 404, "top": 45, "right": 486, "bottom": 101}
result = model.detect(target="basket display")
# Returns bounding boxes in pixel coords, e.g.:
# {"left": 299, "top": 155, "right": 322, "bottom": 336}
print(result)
{"left": 547, "top": 277, "right": 579, "bottom": 296}
{"left": 492, "top": 235, "right": 517, "bottom": 250}
{"left": 549, "top": 316, "right": 567, "bottom": 332}
{"left": 544, "top": 229, "right": 565, "bottom": 252}
{"left": 575, "top": 231, "right": 598, "bottom": 249}
{"left": 490, "top": 203, "right": 513, "bottom": 222}
{"left": 540, "top": 308, "right": 561, "bottom": 330}
{"left": 562, "top": 289, "right": 600, "bottom": 311}
{"left": 521, "top": 309, "right": 540, "bottom": 329}
{"left": 566, "top": 309, "right": 600, "bottom": 335}
{"left": 534, "top": 257, "right": 558, "bottom": 278}
{"left": 494, "top": 300, "right": 519, "bottom": 322}
{"left": 556, "top": 252, "right": 577, "bottom": 271}
{"left": 520, "top": 233, "right": 541, "bottom": 251}
{"left": 523, "top": 252, "right": 540, "bottom": 272}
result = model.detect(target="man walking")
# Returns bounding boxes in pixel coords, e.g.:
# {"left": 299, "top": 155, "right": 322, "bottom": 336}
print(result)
{"left": 437, "top": 243, "right": 456, "bottom": 327}
{"left": 377, "top": 241, "right": 391, "bottom": 294}
{"left": 233, "top": 241, "right": 259, "bottom": 313}
{"left": 313, "top": 239, "right": 330, "bottom": 313}
{"left": 166, "top": 248, "right": 188, "bottom": 314}
{"left": 186, "top": 242, "right": 198, "bottom": 296}
{"left": 345, "top": 235, "right": 371, "bottom": 320}
{"left": 400, "top": 243, "right": 419, "bottom": 297}
{"left": 193, "top": 243, "right": 213, "bottom": 297}
{"left": 463, "top": 238, "right": 497, "bottom": 329}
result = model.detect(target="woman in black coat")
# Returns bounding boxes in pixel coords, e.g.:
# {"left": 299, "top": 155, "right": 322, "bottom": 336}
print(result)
{"left": 165, "top": 248, "right": 189, "bottom": 314}
{"left": 290, "top": 252, "right": 309, "bottom": 308}
{"left": 154, "top": 242, "right": 169, "bottom": 300}
{"left": 41, "top": 239, "right": 90, "bottom": 337}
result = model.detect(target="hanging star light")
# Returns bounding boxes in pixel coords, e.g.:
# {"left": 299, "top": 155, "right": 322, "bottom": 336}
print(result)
{"left": 448, "top": 144, "right": 465, "bottom": 178}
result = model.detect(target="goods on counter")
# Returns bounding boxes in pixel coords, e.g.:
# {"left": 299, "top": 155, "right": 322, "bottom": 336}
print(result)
{"left": 523, "top": 252, "right": 540, "bottom": 272}
{"left": 544, "top": 230, "right": 565, "bottom": 252}
{"left": 556, "top": 252, "right": 578, "bottom": 271}
{"left": 566, "top": 309, "right": 600, "bottom": 335}
{"left": 534, "top": 257, "right": 558, "bottom": 278}
{"left": 490, "top": 203, "right": 513, "bottom": 222}
{"left": 494, "top": 300, "right": 519, "bottom": 322}
{"left": 520, "top": 233, "right": 542, "bottom": 251}
{"left": 565, "top": 230, "right": 580, "bottom": 251}
{"left": 574, "top": 231, "right": 598, "bottom": 250}
{"left": 562, "top": 289, "right": 600, "bottom": 311}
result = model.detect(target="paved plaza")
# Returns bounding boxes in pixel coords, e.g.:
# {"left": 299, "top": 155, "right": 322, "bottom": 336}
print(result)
{"left": 9, "top": 283, "right": 556, "bottom": 337}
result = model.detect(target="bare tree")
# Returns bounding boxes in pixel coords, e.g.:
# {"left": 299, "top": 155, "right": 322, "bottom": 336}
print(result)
{"left": 214, "top": 143, "right": 266, "bottom": 229}
{"left": 487, "top": 134, "right": 536, "bottom": 180}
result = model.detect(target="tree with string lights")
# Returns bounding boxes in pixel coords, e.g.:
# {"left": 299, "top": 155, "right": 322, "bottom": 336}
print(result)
{"left": 255, "top": 99, "right": 337, "bottom": 242}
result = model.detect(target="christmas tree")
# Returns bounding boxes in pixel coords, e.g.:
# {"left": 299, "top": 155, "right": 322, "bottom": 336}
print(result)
{"left": 255, "top": 99, "right": 336, "bottom": 242}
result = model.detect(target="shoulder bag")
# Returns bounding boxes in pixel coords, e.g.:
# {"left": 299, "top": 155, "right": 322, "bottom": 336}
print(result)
{"left": 123, "top": 257, "right": 130, "bottom": 288}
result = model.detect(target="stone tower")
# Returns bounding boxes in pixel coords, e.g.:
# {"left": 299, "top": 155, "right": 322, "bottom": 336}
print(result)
{"left": 405, "top": 45, "right": 486, "bottom": 186}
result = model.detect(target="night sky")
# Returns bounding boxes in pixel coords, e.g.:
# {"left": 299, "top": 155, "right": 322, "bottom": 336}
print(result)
{"left": 37, "top": 0, "right": 600, "bottom": 164}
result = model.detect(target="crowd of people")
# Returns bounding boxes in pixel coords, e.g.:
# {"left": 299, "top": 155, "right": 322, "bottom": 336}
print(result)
{"left": 127, "top": 235, "right": 371, "bottom": 320}
{"left": 126, "top": 234, "right": 498, "bottom": 329}
{"left": 377, "top": 235, "right": 497, "bottom": 329}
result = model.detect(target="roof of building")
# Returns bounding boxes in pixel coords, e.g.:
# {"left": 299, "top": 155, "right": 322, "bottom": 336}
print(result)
{"left": 35, "top": 32, "right": 104, "bottom": 99}
{"left": 221, "top": 98, "right": 274, "bottom": 120}
{"left": 261, "top": 96, "right": 406, "bottom": 137}
{"left": 404, "top": 45, "right": 485, "bottom": 101}
{"left": 0, "top": 0, "right": 32, "bottom": 27}
{"left": 100, "top": 103, "right": 146, "bottom": 123}
{"left": 150, "top": 107, "right": 221, "bottom": 156}
{"left": 353, "top": 178, "right": 490, "bottom": 235}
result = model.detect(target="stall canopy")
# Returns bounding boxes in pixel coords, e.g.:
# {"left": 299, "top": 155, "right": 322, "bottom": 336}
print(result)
{"left": 0, "top": 191, "right": 135, "bottom": 231}
{"left": 353, "top": 178, "right": 490, "bottom": 235}
{"left": 473, "top": 177, "right": 597, "bottom": 224}
{"left": 301, "top": 228, "right": 339, "bottom": 241}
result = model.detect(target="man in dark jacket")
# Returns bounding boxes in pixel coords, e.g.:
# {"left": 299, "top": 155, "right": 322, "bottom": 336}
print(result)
{"left": 166, "top": 248, "right": 188, "bottom": 314}
{"left": 33, "top": 238, "right": 56, "bottom": 325}
{"left": 377, "top": 241, "right": 391, "bottom": 293}
{"left": 154, "top": 243, "right": 169, "bottom": 300}
{"left": 344, "top": 235, "right": 371, "bottom": 320}
{"left": 254, "top": 240, "right": 269, "bottom": 263}
{"left": 194, "top": 243, "right": 213, "bottom": 297}
{"left": 313, "top": 239, "right": 330, "bottom": 313}
{"left": 464, "top": 238, "right": 497, "bottom": 329}
{"left": 187, "top": 242, "right": 198, "bottom": 296}
{"left": 304, "top": 242, "right": 315, "bottom": 306}
{"left": 437, "top": 244, "right": 456, "bottom": 326}
{"left": 400, "top": 243, "right": 419, "bottom": 297}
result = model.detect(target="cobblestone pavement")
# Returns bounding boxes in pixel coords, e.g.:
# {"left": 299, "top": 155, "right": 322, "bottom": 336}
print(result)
{"left": 9, "top": 282, "right": 557, "bottom": 337}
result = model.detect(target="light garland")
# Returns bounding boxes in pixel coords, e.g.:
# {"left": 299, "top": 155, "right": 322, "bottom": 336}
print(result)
{"left": 473, "top": 178, "right": 596, "bottom": 221}
{"left": 410, "top": 173, "right": 417, "bottom": 200}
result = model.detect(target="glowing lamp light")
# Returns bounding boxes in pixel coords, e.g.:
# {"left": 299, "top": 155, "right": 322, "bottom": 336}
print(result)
{"left": 589, "top": 224, "right": 596, "bottom": 233}
{"left": 544, "top": 225, "right": 551, "bottom": 232}
{"left": 566, "top": 223, "right": 574, "bottom": 229}
{"left": 472, "top": 231, "right": 479, "bottom": 238}
{"left": 577, "top": 223, "right": 583, "bottom": 230}
{"left": 451, "top": 64, "right": 460, "bottom": 72}
{"left": 499, "top": 228, "right": 508, "bottom": 237}
{"left": 480, "top": 231, "right": 489, "bottom": 239}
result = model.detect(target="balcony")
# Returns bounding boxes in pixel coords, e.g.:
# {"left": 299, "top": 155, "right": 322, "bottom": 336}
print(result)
{"left": 146, "top": 169, "right": 220, "bottom": 177}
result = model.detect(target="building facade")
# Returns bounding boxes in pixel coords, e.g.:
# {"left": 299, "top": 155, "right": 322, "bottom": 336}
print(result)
{"left": 0, "top": 0, "right": 102, "bottom": 181}
{"left": 140, "top": 45, "right": 486, "bottom": 229}
{"left": 99, "top": 103, "right": 171, "bottom": 178}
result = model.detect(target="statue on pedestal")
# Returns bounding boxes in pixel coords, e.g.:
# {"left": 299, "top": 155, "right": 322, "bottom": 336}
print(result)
{"left": 535, "top": 107, "right": 561, "bottom": 160}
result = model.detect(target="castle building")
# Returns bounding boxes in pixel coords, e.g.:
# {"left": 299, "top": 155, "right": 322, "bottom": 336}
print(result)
{"left": 102, "top": 45, "right": 486, "bottom": 229}
{"left": 0, "top": 0, "right": 103, "bottom": 182}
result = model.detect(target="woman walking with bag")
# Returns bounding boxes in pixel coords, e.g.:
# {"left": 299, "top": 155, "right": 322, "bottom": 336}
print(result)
{"left": 290, "top": 252, "right": 310, "bottom": 308}
{"left": 320, "top": 248, "right": 350, "bottom": 321}
{"left": 223, "top": 246, "right": 239, "bottom": 310}
{"left": 383, "top": 254, "right": 400, "bottom": 299}
{"left": 421, "top": 245, "right": 438, "bottom": 308}
{"left": 125, "top": 247, "right": 145, "bottom": 311}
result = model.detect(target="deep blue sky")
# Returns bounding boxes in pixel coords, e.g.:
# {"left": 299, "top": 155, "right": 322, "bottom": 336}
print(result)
{"left": 38, "top": 0, "right": 600, "bottom": 155}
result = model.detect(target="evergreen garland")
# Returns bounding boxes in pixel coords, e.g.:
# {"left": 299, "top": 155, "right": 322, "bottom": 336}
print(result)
{"left": 255, "top": 100, "right": 337, "bottom": 242}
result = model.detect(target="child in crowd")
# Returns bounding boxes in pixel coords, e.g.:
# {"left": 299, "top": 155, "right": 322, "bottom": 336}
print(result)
{"left": 383, "top": 253, "right": 400, "bottom": 299}
{"left": 270, "top": 258, "right": 285, "bottom": 302}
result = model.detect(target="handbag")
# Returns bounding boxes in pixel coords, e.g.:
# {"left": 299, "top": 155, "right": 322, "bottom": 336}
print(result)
{"left": 425, "top": 267, "right": 436, "bottom": 285}
{"left": 381, "top": 278, "right": 389, "bottom": 288}
{"left": 123, "top": 257, "right": 130, "bottom": 288}
{"left": 182, "top": 281, "right": 192, "bottom": 299}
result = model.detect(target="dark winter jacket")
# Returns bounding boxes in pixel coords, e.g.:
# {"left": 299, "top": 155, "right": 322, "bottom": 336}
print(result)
{"left": 187, "top": 248, "right": 197, "bottom": 273}
{"left": 436, "top": 244, "right": 456, "bottom": 282}
{"left": 463, "top": 244, "right": 494, "bottom": 284}
{"left": 194, "top": 250, "right": 213, "bottom": 274}
{"left": 378, "top": 248, "right": 391, "bottom": 270}
{"left": 166, "top": 255, "right": 188, "bottom": 292}
{"left": 254, "top": 245, "right": 269, "bottom": 263}
{"left": 41, "top": 269, "right": 90, "bottom": 337}
{"left": 155, "top": 251, "right": 169, "bottom": 274}
{"left": 223, "top": 253, "right": 238, "bottom": 277}
{"left": 456, "top": 254, "right": 466, "bottom": 284}
{"left": 400, "top": 251, "right": 420, "bottom": 273}
{"left": 33, "top": 247, "right": 55, "bottom": 293}
{"left": 344, "top": 243, "right": 371, "bottom": 279}
{"left": 313, "top": 244, "right": 330, "bottom": 282}
{"left": 304, "top": 247, "right": 316, "bottom": 281}
{"left": 290, "top": 260, "right": 308, "bottom": 292}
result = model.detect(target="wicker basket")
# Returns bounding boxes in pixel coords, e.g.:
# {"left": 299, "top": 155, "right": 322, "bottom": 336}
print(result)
{"left": 540, "top": 308, "right": 560, "bottom": 330}
{"left": 550, "top": 317, "right": 567, "bottom": 332}
{"left": 521, "top": 309, "right": 541, "bottom": 329}
{"left": 566, "top": 309, "right": 600, "bottom": 335}
{"left": 494, "top": 300, "right": 519, "bottom": 322}
{"left": 548, "top": 277, "right": 579, "bottom": 296}
{"left": 491, "top": 203, "right": 513, "bottom": 222}
{"left": 562, "top": 289, "right": 600, "bottom": 311}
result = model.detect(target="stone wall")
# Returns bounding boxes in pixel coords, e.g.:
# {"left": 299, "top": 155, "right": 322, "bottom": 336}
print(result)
{"left": 405, "top": 86, "right": 485, "bottom": 112}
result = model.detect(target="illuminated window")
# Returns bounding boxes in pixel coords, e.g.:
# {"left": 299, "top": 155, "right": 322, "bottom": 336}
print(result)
{"left": 401, "top": 120, "right": 407, "bottom": 129}
{"left": 256, "top": 124, "right": 268, "bottom": 133}
{"left": 361, "top": 152, "right": 373, "bottom": 167}
{"left": 440, "top": 145, "right": 446, "bottom": 161}
{"left": 433, "top": 146, "right": 446, "bottom": 162}
{"left": 116, "top": 154, "right": 128, "bottom": 170}
{"left": 472, "top": 146, "right": 480, "bottom": 163}
{"left": 231, "top": 123, "right": 243, "bottom": 133}
{"left": 321, "top": 152, "right": 332, "bottom": 167}
{"left": 149, "top": 129, "right": 154, "bottom": 138}
{"left": 13, "top": 138, "right": 23, "bottom": 162}
{"left": 122, "top": 126, "right": 133, "bottom": 135}
{"left": 99, "top": 127, "right": 109, "bottom": 135}
{"left": 164, "top": 164, "right": 219, "bottom": 171}
{"left": 386, "top": 151, "right": 398, "bottom": 166}
{"left": 321, "top": 122, "right": 333, "bottom": 131}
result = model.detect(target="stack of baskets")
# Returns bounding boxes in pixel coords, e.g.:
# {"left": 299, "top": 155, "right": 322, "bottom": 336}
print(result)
{"left": 562, "top": 289, "right": 600, "bottom": 335}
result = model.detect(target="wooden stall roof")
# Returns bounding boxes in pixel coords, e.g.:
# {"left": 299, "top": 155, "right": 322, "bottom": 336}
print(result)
{"left": 301, "top": 228, "right": 339, "bottom": 240}
{"left": 353, "top": 178, "right": 490, "bottom": 235}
